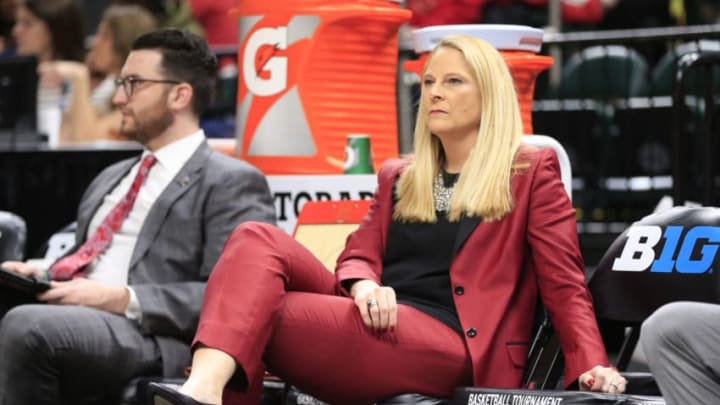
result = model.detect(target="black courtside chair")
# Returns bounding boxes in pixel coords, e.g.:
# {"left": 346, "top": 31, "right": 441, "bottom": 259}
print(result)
{"left": 0, "top": 210, "right": 26, "bottom": 263}
{"left": 525, "top": 205, "right": 720, "bottom": 397}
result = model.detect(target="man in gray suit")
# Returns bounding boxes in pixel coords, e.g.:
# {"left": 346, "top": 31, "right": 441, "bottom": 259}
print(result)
{"left": 641, "top": 301, "right": 720, "bottom": 405}
{"left": 0, "top": 28, "right": 276, "bottom": 404}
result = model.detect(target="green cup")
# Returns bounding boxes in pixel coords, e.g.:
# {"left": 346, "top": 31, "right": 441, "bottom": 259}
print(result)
{"left": 344, "top": 134, "right": 374, "bottom": 174}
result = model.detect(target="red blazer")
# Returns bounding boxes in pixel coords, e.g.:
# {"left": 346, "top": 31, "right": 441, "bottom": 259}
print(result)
{"left": 336, "top": 146, "right": 608, "bottom": 388}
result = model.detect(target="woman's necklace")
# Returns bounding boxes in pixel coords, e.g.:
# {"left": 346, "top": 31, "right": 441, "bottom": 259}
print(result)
{"left": 433, "top": 170, "right": 458, "bottom": 212}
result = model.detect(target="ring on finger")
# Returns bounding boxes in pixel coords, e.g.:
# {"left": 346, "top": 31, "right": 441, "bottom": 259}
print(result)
{"left": 367, "top": 298, "right": 378, "bottom": 308}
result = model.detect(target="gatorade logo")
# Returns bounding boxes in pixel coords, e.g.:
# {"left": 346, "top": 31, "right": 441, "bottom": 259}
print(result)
{"left": 243, "top": 27, "right": 288, "bottom": 96}
{"left": 237, "top": 16, "right": 320, "bottom": 158}
{"left": 612, "top": 225, "right": 720, "bottom": 273}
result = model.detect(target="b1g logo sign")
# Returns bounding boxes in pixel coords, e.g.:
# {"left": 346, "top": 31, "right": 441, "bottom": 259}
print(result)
{"left": 612, "top": 225, "right": 720, "bottom": 273}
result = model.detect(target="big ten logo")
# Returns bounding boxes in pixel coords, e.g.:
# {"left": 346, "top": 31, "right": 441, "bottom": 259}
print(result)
{"left": 243, "top": 26, "right": 288, "bottom": 96}
{"left": 612, "top": 225, "right": 720, "bottom": 273}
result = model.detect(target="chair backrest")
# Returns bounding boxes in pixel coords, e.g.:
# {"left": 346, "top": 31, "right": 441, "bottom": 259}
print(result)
{"left": 591, "top": 206, "right": 720, "bottom": 369}
{"left": 590, "top": 206, "right": 720, "bottom": 323}
{"left": 522, "top": 134, "right": 573, "bottom": 200}
{"left": 550, "top": 45, "right": 649, "bottom": 99}
{"left": 670, "top": 50, "right": 720, "bottom": 207}
{"left": 293, "top": 200, "right": 372, "bottom": 272}
{"left": 0, "top": 211, "right": 27, "bottom": 262}
{"left": 651, "top": 40, "right": 720, "bottom": 96}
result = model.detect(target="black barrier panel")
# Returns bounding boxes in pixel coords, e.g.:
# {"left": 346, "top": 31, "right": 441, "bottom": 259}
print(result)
{"left": 0, "top": 56, "right": 41, "bottom": 149}
{"left": 590, "top": 206, "right": 720, "bottom": 323}
{"left": 0, "top": 148, "right": 141, "bottom": 256}
{"left": 454, "top": 388, "right": 664, "bottom": 405}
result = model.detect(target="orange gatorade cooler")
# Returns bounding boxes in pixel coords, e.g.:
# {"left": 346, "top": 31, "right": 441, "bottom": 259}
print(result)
{"left": 405, "top": 25, "right": 553, "bottom": 135}
{"left": 230, "top": 0, "right": 411, "bottom": 174}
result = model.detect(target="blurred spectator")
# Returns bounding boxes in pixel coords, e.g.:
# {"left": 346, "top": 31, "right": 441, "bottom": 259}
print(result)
{"left": 187, "top": 0, "right": 236, "bottom": 94}
{"left": 86, "top": 5, "right": 157, "bottom": 109}
{"left": 406, "top": 0, "right": 486, "bottom": 27}
{"left": 42, "top": 4, "right": 157, "bottom": 144}
{"left": 11, "top": 0, "right": 85, "bottom": 145}
{"left": 684, "top": 0, "right": 719, "bottom": 24}
{"left": 599, "top": 0, "right": 684, "bottom": 29}
{"left": 0, "top": 0, "right": 16, "bottom": 56}
{"left": 406, "top": 0, "right": 605, "bottom": 29}
{"left": 72, "top": 0, "right": 111, "bottom": 35}
{"left": 11, "top": 0, "right": 84, "bottom": 62}
{"left": 113, "top": 0, "right": 204, "bottom": 36}
{"left": 112, "top": 0, "right": 237, "bottom": 139}
{"left": 482, "top": 0, "right": 604, "bottom": 28}
{"left": 188, "top": 0, "right": 236, "bottom": 47}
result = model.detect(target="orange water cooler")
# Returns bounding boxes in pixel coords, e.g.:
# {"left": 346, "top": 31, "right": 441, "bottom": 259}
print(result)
{"left": 404, "top": 24, "right": 553, "bottom": 135}
{"left": 230, "top": 0, "right": 411, "bottom": 175}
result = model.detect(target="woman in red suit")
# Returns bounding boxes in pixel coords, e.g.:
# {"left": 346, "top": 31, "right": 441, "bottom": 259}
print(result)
{"left": 149, "top": 34, "right": 626, "bottom": 405}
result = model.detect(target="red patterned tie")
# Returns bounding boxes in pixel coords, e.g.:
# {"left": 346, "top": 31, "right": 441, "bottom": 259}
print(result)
{"left": 49, "top": 155, "right": 158, "bottom": 281}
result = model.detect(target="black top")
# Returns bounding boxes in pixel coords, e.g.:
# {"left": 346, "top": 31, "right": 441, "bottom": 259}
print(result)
{"left": 381, "top": 171, "right": 463, "bottom": 335}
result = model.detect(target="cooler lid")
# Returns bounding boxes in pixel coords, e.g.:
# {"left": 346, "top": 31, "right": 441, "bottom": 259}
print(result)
{"left": 412, "top": 24, "right": 544, "bottom": 54}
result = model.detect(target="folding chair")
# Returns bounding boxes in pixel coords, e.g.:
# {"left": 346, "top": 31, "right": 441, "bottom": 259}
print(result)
{"left": 550, "top": 45, "right": 650, "bottom": 100}
{"left": 651, "top": 40, "right": 720, "bottom": 96}
{"left": 591, "top": 206, "right": 720, "bottom": 368}
{"left": 671, "top": 50, "right": 720, "bottom": 207}
{"left": 0, "top": 211, "right": 29, "bottom": 311}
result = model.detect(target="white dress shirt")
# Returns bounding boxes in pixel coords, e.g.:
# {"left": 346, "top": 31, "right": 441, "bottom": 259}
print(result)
{"left": 85, "top": 130, "right": 205, "bottom": 319}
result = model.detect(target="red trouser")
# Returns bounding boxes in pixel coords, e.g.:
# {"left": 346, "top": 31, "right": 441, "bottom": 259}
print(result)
{"left": 194, "top": 222, "right": 473, "bottom": 405}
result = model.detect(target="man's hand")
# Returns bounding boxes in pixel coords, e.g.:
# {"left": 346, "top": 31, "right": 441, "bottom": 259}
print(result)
{"left": 1, "top": 261, "right": 43, "bottom": 278}
{"left": 38, "top": 278, "right": 130, "bottom": 315}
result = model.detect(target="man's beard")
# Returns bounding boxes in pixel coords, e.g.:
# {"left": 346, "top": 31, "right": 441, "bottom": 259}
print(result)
{"left": 120, "top": 103, "right": 174, "bottom": 145}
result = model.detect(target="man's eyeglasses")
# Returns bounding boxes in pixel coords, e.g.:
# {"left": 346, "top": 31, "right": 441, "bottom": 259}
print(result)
{"left": 114, "top": 76, "right": 181, "bottom": 97}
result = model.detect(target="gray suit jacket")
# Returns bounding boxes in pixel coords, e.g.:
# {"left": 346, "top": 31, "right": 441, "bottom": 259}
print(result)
{"left": 72, "top": 141, "right": 276, "bottom": 376}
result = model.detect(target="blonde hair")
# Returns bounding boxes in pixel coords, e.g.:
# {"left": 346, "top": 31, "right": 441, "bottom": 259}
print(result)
{"left": 394, "top": 35, "right": 524, "bottom": 223}
{"left": 103, "top": 5, "right": 158, "bottom": 73}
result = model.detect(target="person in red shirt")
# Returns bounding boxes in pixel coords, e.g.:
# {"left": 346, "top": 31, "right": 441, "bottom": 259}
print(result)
{"left": 188, "top": 0, "right": 237, "bottom": 47}
{"left": 406, "top": 0, "right": 605, "bottom": 28}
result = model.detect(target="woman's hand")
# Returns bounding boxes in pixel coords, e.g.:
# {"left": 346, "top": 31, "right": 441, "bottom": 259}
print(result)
{"left": 579, "top": 365, "right": 627, "bottom": 393}
{"left": 350, "top": 279, "right": 397, "bottom": 332}
{"left": 37, "top": 61, "right": 88, "bottom": 89}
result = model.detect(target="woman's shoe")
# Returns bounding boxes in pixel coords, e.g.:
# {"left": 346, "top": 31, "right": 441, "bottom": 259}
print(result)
{"left": 145, "top": 382, "right": 215, "bottom": 405}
